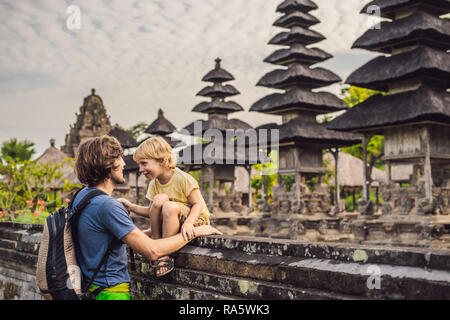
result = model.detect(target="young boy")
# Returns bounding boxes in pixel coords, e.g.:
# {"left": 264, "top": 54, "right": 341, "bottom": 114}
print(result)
{"left": 119, "top": 136, "right": 211, "bottom": 277}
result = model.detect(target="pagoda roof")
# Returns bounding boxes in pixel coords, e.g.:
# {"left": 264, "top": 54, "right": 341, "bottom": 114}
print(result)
{"left": 123, "top": 154, "right": 139, "bottom": 172}
{"left": 361, "top": 0, "right": 450, "bottom": 20}
{"left": 192, "top": 100, "right": 244, "bottom": 114}
{"left": 36, "top": 140, "right": 69, "bottom": 164}
{"left": 264, "top": 43, "right": 332, "bottom": 66}
{"left": 276, "top": 0, "right": 318, "bottom": 14}
{"left": 196, "top": 83, "right": 240, "bottom": 98}
{"left": 273, "top": 11, "right": 320, "bottom": 29}
{"left": 346, "top": 45, "right": 450, "bottom": 91}
{"left": 183, "top": 117, "right": 253, "bottom": 136}
{"left": 201, "top": 58, "right": 235, "bottom": 83}
{"left": 257, "top": 63, "right": 341, "bottom": 90}
{"left": 269, "top": 25, "right": 326, "bottom": 46}
{"left": 250, "top": 88, "right": 348, "bottom": 115}
{"left": 177, "top": 142, "right": 261, "bottom": 166}
{"left": 257, "top": 119, "right": 361, "bottom": 147}
{"left": 145, "top": 109, "right": 177, "bottom": 136}
{"left": 326, "top": 85, "right": 450, "bottom": 133}
{"left": 109, "top": 127, "right": 138, "bottom": 148}
{"left": 353, "top": 11, "right": 450, "bottom": 53}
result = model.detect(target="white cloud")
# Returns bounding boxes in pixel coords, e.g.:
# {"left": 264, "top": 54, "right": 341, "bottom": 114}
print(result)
{"left": 0, "top": 0, "right": 376, "bottom": 156}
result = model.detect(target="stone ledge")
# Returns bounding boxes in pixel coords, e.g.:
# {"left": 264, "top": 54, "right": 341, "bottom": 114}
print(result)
{"left": 191, "top": 235, "right": 450, "bottom": 271}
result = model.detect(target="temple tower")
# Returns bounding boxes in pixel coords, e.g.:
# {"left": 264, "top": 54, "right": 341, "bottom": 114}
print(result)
{"left": 327, "top": 0, "right": 450, "bottom": 243}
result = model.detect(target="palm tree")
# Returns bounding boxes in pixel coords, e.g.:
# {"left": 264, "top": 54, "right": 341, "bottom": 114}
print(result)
{"left": 1, "top": 138, "right": 36, "bottom": 162}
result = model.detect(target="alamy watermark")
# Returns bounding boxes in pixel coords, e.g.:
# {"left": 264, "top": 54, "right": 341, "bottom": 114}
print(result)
{"left": 66, "top": 5, "right": 81, "bottom": 30}
{"left": 366, "top": 5, "right": 381, "bottom": 30}
{"left": 175, "top": 121, "right": 279, "bottom": 174}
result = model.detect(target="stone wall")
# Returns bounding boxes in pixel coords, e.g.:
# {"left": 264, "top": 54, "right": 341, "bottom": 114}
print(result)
{"left": 1, "top": 222, "right": 449, "bottom": 300}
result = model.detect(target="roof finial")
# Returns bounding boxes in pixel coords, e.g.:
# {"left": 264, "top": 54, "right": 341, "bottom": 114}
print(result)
{"left": 50, "top": 139, "right": 55, "bottom": 147}
{"left": 91, "top": 88, "right": 96, "bottom": 95}
{"left": 215, "top": 57, "right": 222, "bottom": 69}
{"left": 158, "top": 108, "right": 164, "bottom": 118}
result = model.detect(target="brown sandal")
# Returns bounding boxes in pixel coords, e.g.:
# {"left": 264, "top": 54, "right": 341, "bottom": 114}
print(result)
{"left": 155, "top": 256, "right": 174, "bottom": 277}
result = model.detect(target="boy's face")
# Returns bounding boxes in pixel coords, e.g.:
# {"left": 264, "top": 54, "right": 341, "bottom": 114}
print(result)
{"left": 137, "top": 158, "right": 162, "bottom": 181}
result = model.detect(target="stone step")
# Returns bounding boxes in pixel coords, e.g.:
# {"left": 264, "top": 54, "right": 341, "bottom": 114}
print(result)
{"left": 172, "top": 245, "right": 450, "bottom": 299}
{"left": 159, "top": 267, "right": 361, "bottom": 300}
{"left": 192, "top": 235, "right": 450, "bottom": 271}
{"left": 130, "top": 273, "right": 238, "bottom": 300}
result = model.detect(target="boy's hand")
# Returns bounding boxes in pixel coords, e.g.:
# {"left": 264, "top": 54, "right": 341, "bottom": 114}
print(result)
{"left": 118, "top": 198, "right": 132, "bottom": 211}
{"left": 194, "top": 225, "right": 223, "bottom": 238}
{"left": 181, "top": 221, "right": 196, "bottom": 241}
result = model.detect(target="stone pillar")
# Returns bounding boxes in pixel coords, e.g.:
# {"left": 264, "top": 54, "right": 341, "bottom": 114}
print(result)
{"left": 423, "top": 126, "right": 433, "bottom": 201}
{"left": 362, "top": 134, "right": 369, "bottom": 201}
{"left": 331, "top": 149, "right": 340, "bottom": 214}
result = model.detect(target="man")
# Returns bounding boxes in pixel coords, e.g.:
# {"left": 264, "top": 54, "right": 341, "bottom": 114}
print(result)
{"left": 72, "top": 135, "right": 221, "bottom": 300}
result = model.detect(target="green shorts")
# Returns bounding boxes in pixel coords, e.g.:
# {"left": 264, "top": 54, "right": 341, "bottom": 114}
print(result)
{"left": 90, "top": 282, "right": 131, "bottom": 300}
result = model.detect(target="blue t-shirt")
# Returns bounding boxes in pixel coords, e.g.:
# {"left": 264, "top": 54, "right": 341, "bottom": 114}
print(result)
{"left": 72, "top": 187, "right": 136, "bottom": 288}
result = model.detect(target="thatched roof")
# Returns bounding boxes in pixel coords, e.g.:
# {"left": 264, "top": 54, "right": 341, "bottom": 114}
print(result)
{"left": 124, "top": 154, "right": 139, "bottom": 172}
{"left": 264, "top": 43, "right": 332, "bottom": 66}
{"left": 353, "top": 11, "right": 450, "bottom": 53}
{"left": 249, "top": 88, "right": 348, "bottom": 115}
{"left": 201, "top": 58, "right": 234, "bottom": 83}
{"left": 276, "top": 0, "right": 318, "bottom": 14}
{"left": 361, "top": 0, "right": 450, "bottom": 20}
{"left": 278, "top": 118, "right": 362, "bottom": 147}
{"left": 109, "top": 127, "right": 138, "bottom": 149}
{"left": 269, "top": 26, "right": 325, "bottom": 46}
{"left": 192, "top": 100, "right": 244, "bottom": 114}
{"left": 36, "top": 142, "right": 79, "bottom": 188}
{"left": 183, "top": 117, "right": 253, "bottom": 136}
{"left": 257, "top": 63, "right": 341, "bottom": 90}
{"left": 196, "top": 83, "right": 240, "bottom": 98}
{"left": 177, "top": 141, "right": 261, "bottom": 165}
{"left": 145, "top": 109, "right": 177, "bottom": 136}
{"left": 273, "top": 11, "right": 320, "bottom": 29}
{"left": 324, "top": 151, "right": 386, "bottom": 188}
{"left": 326, "top": 85, "right": 450, "bottom": 132}
{"left": 346, "top": 45, "right": 450, "bottom": 91}
{"left": 254, "top": 119, "right": 361, "bottom": 147}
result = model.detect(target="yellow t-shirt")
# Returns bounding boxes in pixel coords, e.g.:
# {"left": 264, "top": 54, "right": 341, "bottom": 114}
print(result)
{"left": 146, "top": 167, "right": 210, "bottom": 218}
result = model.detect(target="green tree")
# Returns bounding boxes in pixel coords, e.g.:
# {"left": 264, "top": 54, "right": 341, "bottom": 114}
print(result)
{"left": 340, "top": 85, "right": 386, "bottom": 198}
{"left": 1, "top": 138, "right": 36, "bottom": 162}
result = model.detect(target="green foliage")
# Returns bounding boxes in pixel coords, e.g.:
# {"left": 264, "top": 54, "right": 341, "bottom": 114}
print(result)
{"left": 0, "top": 157, "right": 81, "bottom": 224}
{"left": 340, "top": 85, "right": 386, "bottom": 171}
{"left": 1, "top": 138, "right": 36, "bottom": 162}
{"left": 251, "top": 151, "right": 278, "bottom": 202}
{"left": 126, "top": 122, "right": 149, "bottom": 140}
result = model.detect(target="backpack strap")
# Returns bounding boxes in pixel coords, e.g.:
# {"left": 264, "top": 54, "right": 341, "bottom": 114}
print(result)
{"left": 69, "top": 188, "right": 122, "bottom": 297}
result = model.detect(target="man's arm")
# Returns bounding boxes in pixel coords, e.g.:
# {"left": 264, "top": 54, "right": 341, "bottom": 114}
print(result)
{"left": 121, "top": 225, "right": 222, "bottom": 261}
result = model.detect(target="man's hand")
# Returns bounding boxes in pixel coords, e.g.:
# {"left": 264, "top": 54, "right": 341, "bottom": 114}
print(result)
{"left": 181, "top": 221, "right": 196, "bottom": 241}
{"left": 194, "top": 225, "right": 222, "bottom": 237}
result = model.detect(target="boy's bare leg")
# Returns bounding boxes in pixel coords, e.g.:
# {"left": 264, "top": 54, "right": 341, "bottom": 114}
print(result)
{"left": 149, "top": 194, "right": 170, "bottom": 240}
{"left": 157, "top": 201, "right": 181, "bottom": 276}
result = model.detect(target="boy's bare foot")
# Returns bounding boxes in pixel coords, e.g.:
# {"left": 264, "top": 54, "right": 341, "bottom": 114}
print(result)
{"left": 155, "top": 256, "right": 174, "bottom": 277}
{"left": 194, "top": 225, "right": 223, "bottom": 237}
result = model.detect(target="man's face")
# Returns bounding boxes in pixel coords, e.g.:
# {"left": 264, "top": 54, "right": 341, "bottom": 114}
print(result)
{"left": 110, "top": 156, "right": 126, "bottom": 185}
{"left": 137, "top": 158, "right": 161, "bottom": 181}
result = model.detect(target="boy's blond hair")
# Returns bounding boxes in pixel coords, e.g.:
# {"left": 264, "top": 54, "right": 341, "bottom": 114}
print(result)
{"left": 134, "top": 136, "right": 177, "bottom": 169}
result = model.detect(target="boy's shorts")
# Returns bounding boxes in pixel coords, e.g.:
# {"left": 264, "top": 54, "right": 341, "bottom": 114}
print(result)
{"left": 177, "top": 202, "right": 210, "bottom": 227}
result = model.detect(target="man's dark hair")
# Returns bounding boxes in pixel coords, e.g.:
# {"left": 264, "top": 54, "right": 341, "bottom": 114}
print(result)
{"left": 75, "top": 135, "right": 123, "bottom": 187}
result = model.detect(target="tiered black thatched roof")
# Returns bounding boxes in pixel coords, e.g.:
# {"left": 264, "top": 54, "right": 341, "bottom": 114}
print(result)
{"left": 276, "top": 0, "right": 318, "bottom": 14}
{"left": 145, "top": 109, "right": 177, "bottom": 136}
{"left": 353, "top": 11, "right": 450, "bottom": 53}
{"left": 328, "top": 0, "right": 450, "bottom": 132}
{"left": 250, "top": 88, "right": 348, "bottom": 115}
{"left": 347, "top": 45, "right": 450, "bottom": 91}
{"left": 264, "top": 43, "right": 332, "bottom": 66}
{"left": 361, "top": 0, "right": 450, "bottom": 20}
{"left": 250, "top": 0, "right": 356, "bottom": 148}
{"left": 184, "top": 58, "right": 251, "bottom": 137}
{"left": 327, "top": 85, "right": 450, "bottom": 133}
{"left": 109, "top": 127, "right": 138, "bottom": 149}
{"left": 257, "top": 63, "right": 341, "bottom": 89}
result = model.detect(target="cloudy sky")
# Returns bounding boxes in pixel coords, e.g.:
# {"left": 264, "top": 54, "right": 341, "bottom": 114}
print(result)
{"left": 0, "top": 0, "right": 377, "bottom": 157}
